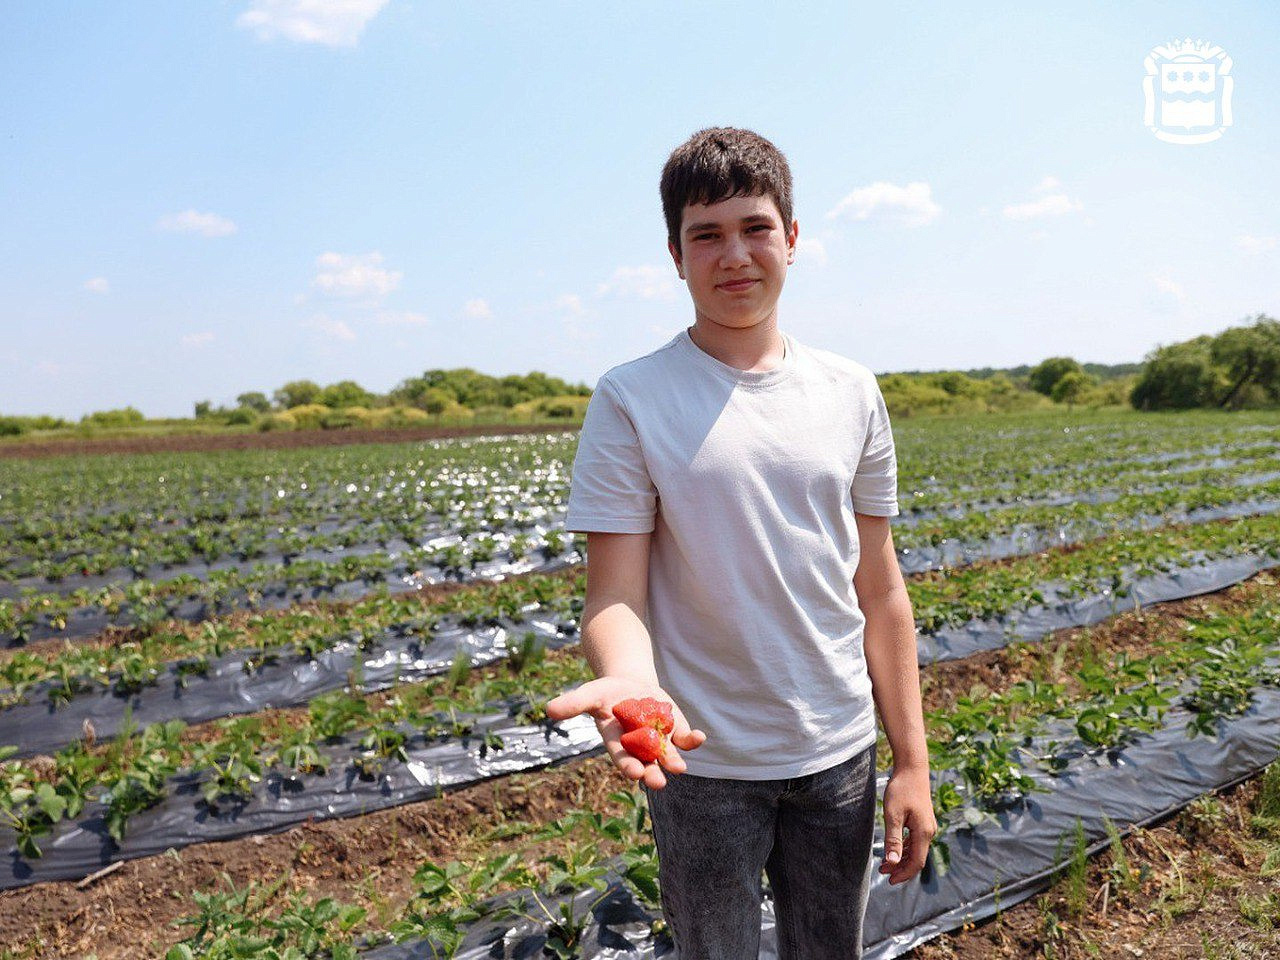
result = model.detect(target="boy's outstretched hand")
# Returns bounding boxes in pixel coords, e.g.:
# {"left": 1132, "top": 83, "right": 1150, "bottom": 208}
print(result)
{"left": 879, "top": 764, "right": 938, "bottom": 885}
{"left": 546, "top": 676, "right": 706, "bottom": 790}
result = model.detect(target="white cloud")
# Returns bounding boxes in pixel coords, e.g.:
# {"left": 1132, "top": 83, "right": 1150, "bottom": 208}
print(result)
{"left": 1151, "top": 269, "right": 1187, "bottom": 302}
{"left": 302, "top": 314, "right": 357, "bottom": 341}
{"left": 313, "top": 251, "right": 401, "bottom": 299}
{"left": 463, "top": 298, "right": 492, "bottom": 320}
{"left": 375, "top": 310, "right": 429, "bottom": 326}
{"left": 555, "top": 293, "right": 597, "bottom": 341}
{"left": 84, "top": 276, "right": 110, "bottom": 294}
{"left": 157, "top": 209, "right": 238, "bottom": 237}
{"left": 33, "top": 360, "right": 63, "bottom": 377}
{"left": 795, "top": 237, "right": 828, "bottom": 266}
{"left": 595, "top": 264, "right": 679, "bottom": 301}
{"left": 236, "top": 0, "right": 388, "bottom": 46}
{"left": 826, "top": 181, "right": 941, "bottom": 227}
{"left": 181, "top": 331, "right": 215, "bottom": 348}
{"left": 1002, "top": 177, "right": 1083, "bottom": 221}
{"left": 555, "top": 293, "right": 586, "bottom": 316}
{"left": 1237, "top": 234, "right": 1278, "bottom": 254}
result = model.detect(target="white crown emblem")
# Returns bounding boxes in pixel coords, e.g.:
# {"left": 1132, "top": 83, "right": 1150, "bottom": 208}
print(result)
{"left": 1143, "top": 38, "right": 1233, "bottom": 144}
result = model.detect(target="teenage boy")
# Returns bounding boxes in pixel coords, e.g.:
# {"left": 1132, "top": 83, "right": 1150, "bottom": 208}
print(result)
{"left": 546, "top": 127, "right": 935, "bottom": 959}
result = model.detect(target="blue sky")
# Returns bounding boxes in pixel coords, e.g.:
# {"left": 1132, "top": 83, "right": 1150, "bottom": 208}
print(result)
{"left": 2, "top": 1, "right": 1277, "bottom": 418}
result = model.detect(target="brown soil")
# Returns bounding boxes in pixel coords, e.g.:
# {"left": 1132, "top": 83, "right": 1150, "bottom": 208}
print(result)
{"left": 907, "top": 771, "right": 1280, "bottom": 959}
{"left": 0, "top": 423, "right": 575, "bottom": 461}
{"left": 2, "top": 571, "right": 1276, "bottom": 958}
{"left": 0, "top": 753, "right": 633, "bottom": 959}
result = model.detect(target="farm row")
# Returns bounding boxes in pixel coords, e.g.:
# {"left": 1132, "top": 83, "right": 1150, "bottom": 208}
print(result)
{"left": 1, "top": 408, "right": 1278, "bottom": 958}
{"left": 3, "top": 565, "right": 1276, "bottom": 958}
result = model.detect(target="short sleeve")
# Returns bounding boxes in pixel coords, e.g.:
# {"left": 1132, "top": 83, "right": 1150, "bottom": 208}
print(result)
{"left": 851, "top": 376, "right": 900, "bottom": 516}
{"left": 564, "top": 377, "right": 657, "bottom": 533}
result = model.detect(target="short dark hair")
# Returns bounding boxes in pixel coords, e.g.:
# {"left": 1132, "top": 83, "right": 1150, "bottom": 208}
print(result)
{"left": 660, "top": 127, "right": 794, "bottom": 259}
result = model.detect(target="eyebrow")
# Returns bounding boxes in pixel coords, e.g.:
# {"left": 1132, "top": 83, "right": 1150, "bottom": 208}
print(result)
{"left": 683, "top": 213, "right": 775, "bottom": 235}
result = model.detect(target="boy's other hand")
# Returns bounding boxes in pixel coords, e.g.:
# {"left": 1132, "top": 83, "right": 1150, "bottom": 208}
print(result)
{"left": 546, "top": 676, "right": 706, "bottom": 790}
{"left": 879, "top": 764, "right": 938, "bottom": 885}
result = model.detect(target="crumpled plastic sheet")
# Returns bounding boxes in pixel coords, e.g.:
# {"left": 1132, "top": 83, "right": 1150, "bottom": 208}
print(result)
{"left": 12, "top": 482, "right": 1280, "bottom": 646}
{"left": 895, "top": 496, "right": 1280, "bottom": 575}
{"left": 360, "top": 690, "right": 1280, "bottom": 960}
{"left": 918, "top": 549, "right": 1280, "bottom": 662}
{"left": 5, "top": 550, "right": 1275, "bottom": 759}
{"left": 0, "top": 612, "right": 579, "bottom": 758}
{"left": 895, "top": 466, "right": 1280, "bottom": 528}
{"left": 7, "top": 549, "right": 583, "bottom": 647}
{"left": 0, "top": 713, "right": 604, "bottom": 892}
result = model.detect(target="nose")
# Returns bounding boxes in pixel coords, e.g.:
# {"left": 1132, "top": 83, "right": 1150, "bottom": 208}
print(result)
{"left": 719, "top": 232, "right": 751, "bottom": 268}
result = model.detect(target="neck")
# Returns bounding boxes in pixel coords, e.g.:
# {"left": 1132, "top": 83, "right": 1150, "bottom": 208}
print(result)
{"left": 687, "top": 314, "right": 786, "bottom": 373}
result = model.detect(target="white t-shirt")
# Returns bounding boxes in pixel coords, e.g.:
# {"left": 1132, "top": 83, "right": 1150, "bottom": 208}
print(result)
{"left": 564, "top": 327, "right": 900, "bottom": 779}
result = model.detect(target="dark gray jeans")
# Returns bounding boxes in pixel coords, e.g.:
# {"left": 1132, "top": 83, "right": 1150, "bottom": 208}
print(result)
{"left": 643, "top": 742, "right": 878, "bottom": 959}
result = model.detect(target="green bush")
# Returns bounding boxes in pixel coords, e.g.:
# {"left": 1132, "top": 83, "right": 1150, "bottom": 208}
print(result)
{"left": 80, "top": 407, "right": 146, "bottom": 427}
{"left": 224, "top": 407, "right": 258, "bottom": 426}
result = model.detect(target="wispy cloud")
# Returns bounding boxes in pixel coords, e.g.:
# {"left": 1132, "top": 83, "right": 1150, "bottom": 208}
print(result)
{"left": 313, "top": 251, "right": 401, "bottom": 299}
{"left": 375, "top": 311, "right": 429, "bottom": 326}
{"left": 556, "top": 293, "right": 597, "bottom": 342}
{"left": 84, "top": 276, "right": 110, "bottom": 294}
{"left": 826, "top": 181, "right": 941, "bottom": 227}
{"left": 596, "top": 264, "right": 679, "bottom": 301}
{"left": 1237, "top": 234, "right": 1278, "bottom": 255}
{"left": 181, "top": 331, "right": 215, "bottom": 348}
{"left": 795, "top": 236, "right": 828, "bottom": 266}
{"left": 157, "top": 209, "right": 238, "bottom": 237}
{"left": 1002, "top": 177, "right": 1083, "bottom": 221}
{"left": 33, "top": 360, "right": 63, "bottom": 377}
{"left": 302, "top": 314, "right": 357, "bottom": 341}
{"left": 1151, "top": 269, "right": 1186, "bottom": 302}
{"left": 463, "top": 298, "right": 492, "bottom": 320}
{"left": 236, "top": 0, "right": 388, "bottom": 46}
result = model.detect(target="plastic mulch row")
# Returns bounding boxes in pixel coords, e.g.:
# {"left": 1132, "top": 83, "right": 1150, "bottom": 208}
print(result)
{"left": 8, "top": 491, "right": 1280, "bottom": 648}
{"left": 358, "top": 686, "right": 1280, "bottom": 960}
{"left": 2, "top": 551, "right": 1277, "bottom": 892}
{"left": 3, "top": 548, "right": 1276, "bottom": 759}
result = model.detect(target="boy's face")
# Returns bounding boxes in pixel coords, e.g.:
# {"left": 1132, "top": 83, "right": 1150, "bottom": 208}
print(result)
{"left": 668, "top": 192, "right": 798, "bottom": 335}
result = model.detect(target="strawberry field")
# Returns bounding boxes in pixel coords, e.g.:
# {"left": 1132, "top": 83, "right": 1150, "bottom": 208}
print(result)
{"left": 2, "top": 407, "right": 1280, "bottom": 958}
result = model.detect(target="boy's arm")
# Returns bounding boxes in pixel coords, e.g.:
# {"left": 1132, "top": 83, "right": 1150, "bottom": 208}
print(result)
{"left": 546, "top": 531, "right": 706, "bottom": 790}
{"left": 854, "top": 511, "right": 937, "bottom": 885}
{"left": 578, "top": 531, "right": 659, "bottom": 683}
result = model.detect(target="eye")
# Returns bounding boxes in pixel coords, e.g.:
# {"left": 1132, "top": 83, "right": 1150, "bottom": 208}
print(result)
{"left": 750, "top": 224, "right": 771, "bottom": 232}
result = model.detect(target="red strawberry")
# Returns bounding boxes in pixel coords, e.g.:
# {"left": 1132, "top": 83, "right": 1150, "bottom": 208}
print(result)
{"left": 620, "top": 727, "right": 666, "bottom": 764}
{"left": 612, "top": 697, "right": 675, "bottom": 735}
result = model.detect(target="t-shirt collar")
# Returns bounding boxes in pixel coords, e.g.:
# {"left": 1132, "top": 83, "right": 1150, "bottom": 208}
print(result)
{"left": 676, "top": 326, "right": 797, "bottom": 388}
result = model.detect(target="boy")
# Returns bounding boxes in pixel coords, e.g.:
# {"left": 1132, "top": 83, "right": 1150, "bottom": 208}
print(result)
{"left": 546, "top": 127, "right": 935, "bottom": 959}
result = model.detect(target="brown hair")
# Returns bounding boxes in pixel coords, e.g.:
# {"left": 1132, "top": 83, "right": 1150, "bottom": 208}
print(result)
{"left": 660, "top": 127, "right": 794, "bottom": 259}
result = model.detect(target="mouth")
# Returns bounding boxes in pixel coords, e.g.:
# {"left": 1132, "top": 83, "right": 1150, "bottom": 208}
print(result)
{"left": 717, "top": 279, "right": 759, "bottom": 292}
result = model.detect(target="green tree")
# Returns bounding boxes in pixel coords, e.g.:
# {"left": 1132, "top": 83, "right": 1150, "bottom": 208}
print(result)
{"left": 1129, "top": 337, "right": 1224, "bottom": 410}
{"left": 1209, "top": 315, "right": 1280, "bottom": 408}
{"left": 1027, "top": 357, "right": 1083, "bottom": 396}
{"left": 1051, "top": 370, "right": 1093, "bottom": 406}
{"left": 273, "top": 380, "right": 321, "bottom": 409}
{"left": 316, "top": 380, "right": 375, "bottom": 409}
{"left": 235, "top": 391, "right": 271, "bottom": 413}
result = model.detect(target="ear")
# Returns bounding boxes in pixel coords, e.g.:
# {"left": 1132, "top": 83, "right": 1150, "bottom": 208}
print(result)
{"left": 668, "top": 239, "right": 685, "bottom": 279}
{"left": 787, "top": 218, "right": 799, "bottom": 264}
